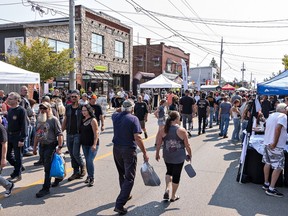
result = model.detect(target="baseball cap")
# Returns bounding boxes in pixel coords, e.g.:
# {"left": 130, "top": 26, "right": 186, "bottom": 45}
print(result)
{"left": 88, "top": 94, "right": 97, "bottom": 99}
{"left": 82, "top": 93, "right": 88, "bottom": 97}
{"left": 122, "top": 100, "right": 134, "bottom": 108}
{"left": 39, "top": 102, "right": 51, "bottom": 109}
{"left": 71, "top": 89, "right": 80, "bottom": 95}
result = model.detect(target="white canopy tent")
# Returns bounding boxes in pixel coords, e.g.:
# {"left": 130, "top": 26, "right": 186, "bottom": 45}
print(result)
{"left": 0, "top": 61, "right": 40, "bottom": 84}
{"left": 237, "top": 87, "right": 248, "bottom": 91}
{"left": 140, "top": 74, "right": 181, "bottom": 88}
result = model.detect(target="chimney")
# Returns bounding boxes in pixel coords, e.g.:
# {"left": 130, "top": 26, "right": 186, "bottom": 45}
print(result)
{"left": 146, "top": 38, "right": 151, "bottom": 45}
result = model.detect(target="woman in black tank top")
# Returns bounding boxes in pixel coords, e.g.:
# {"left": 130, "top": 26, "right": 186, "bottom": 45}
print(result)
{"left": 80, "top": 104, "right": 99, "bottom": 187}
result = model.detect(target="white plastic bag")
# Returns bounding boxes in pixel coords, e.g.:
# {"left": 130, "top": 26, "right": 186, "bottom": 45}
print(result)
{"left": 140, "top": 162, "right": 161, "bottom": 186}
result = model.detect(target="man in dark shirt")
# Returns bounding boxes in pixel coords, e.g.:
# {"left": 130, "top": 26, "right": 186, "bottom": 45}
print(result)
{"left": 88, "top": 94, "right": 105, "bottom": 132}
{"left": 206, "top": 91, "right": 217, "bottom": 128}
{"left": 112, "top": 100, "right": 149, "bottom": 215}
{"left": 134, "top": 95, "right": 149, "bottom": 139}
{"left": 0, "top": 118, "right": 14, "bottom": 197}
{"left": 6, "top": 92, "right": 27, "bottom": 182}
{"left": 261, "top": 95, "right": 272, "bottom": 119}
{"left": 179, "top": 90, "right": 196, "bottom": 136}
{"left": 197, "top": 93, "right": 210, "bottom": 135}
{"left": 62, "top": 90, "right": 86, "bottom": 181}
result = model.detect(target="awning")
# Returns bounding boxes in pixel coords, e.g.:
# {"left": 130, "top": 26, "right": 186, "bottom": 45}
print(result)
{"left": 86, "top": 71, "right": 113, "bottom": 80}
{"left": 134, "top": 71, "right": 155, "bottom": 80}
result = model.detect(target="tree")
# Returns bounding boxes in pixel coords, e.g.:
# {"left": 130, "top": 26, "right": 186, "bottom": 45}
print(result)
{"left": 6, "top": 38, "right": 75, "bottom": 81}
{"left": 282, "top": 55, "right": 288, "bottom": 70}
{"left": 209, "top": 57, "right": 220, "bottom": 79}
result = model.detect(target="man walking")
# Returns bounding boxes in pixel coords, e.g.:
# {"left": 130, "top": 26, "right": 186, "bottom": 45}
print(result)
{"left": 112, "top": 100, "right": 149, "bottom": 215}
{"left": 206, "top": 91, "right": 216, "bottom": 128}
{"left": 62, "top": 90, "right": 86, "bottom": 181}
{"left": 262, "top": 103, "right": 287, "bottom": 197}
{"left": 0, "top": 117, "right": 14, "bottom": 197}
{"left": 218, "top": 96, "right": 232, "bottom": 138}
{"left": 197, "top": 93, "right": 210, "bottom": 135}
{"left": 134, "top": 95, "right": 149, "bottom": 139}
{"left": 6, "top": 92, "right": 27, "bottom": 182}
{"left": 179, "top": 89, "right": 196, "bottom": 136}
{"left": 33, "top": 102, "right": 64, "bottom": 197}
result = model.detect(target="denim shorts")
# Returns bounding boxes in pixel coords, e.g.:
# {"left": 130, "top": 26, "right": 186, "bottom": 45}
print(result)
{"left": 158, "top": 118, "right": 165, "bottom": 126}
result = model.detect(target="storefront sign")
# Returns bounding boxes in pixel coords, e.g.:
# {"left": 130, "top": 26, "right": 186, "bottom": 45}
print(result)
{"left": 82, "top": 73, "right": 91, "bottom": 80}
{"left": 94, "top": 65, "right": 108, "bottom": 72}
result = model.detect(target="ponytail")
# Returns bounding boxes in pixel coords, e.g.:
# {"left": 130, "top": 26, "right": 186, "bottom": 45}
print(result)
{"left": 164, "top": 111, "right": 179, "bottom": 134}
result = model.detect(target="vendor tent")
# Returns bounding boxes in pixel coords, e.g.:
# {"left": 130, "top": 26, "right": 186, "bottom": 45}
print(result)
{"left": 0, "top": 61, "right": 40, "bottom": 84}
{"left": 237, "top": 87, "right": 248, "bottom": 91}
{"left": 222, "top": 84, "right": 235, "bottom": 91}
{"left": 140, "top": 74, "right": 181, "bottom": 88}
{"left": 257, "top": 70, "right": 288, "bottom": 95}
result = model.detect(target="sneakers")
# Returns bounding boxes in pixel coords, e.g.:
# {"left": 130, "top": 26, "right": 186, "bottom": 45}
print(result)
{"left": 114, "top": 207, "right": 128, "bottom": 215}
{"left": 223, "top": 135, "right": 228, "bottom": 138}
{"left": 68, "top": 173, "right": 81, "bottom": 181}
{"left": 265, "top": 188, "right": 284, "bottom": 197}
{"left": 84, "top": 177, "right": 90, "bottom": 184}
{"left": 144, "top": 132, "right": 148, "bottom": 139}
{"left": 4, "top": 182, "right": 14, "bottom": 198}
{"left": 88, "top": 178, "right": 94, "bottom": 187}
{"left": 51, "top": 178, "right": 62, "bottom": 187}
{"left": 80, "top": 166, "right": 86, "bottom": 177}
{"left": 23, "top": 152, "right": 33, "bottom": 157}
{"left": 262, "top": 184, "right": 269, "bottom": 190}
{"left": 36, "top": 188, "right": 50, "bottom": 198}
{"left": 187, "top": 131, "right": 192, "bottom": 137}
{"left": 8, "top": 174, "right": 22, "bottom": 183}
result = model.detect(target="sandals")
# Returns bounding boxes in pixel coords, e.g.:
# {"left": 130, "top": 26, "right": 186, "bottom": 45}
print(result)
{"left": 170, "top": 195, "right": 180, "bottom": 202}
{"left": 163, "top": 191, "right": 169, "bottom": 200}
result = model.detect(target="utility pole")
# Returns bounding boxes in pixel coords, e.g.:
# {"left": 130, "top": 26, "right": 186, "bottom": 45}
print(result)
{"left": 250, "top": 72, "right": 252, "bottom": 89}
{"left": 241, "top": 62, "right": 246, "bottom": 87}
{"left": 69, "top": 0, "right": 76, "bottom": 90}
{"left": 219, "top": 37, "right": 223, "bottom": 86}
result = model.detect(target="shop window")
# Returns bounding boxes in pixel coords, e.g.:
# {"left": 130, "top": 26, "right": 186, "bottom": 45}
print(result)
{"left": 152, "top": 56, "right": 160, "bottom": 67}
{"left": 136, "top": 56, "right": 143, "bottom": 67}
{"left": 115, "top": 40, "right": 124, "bottom": 58}
{"left": 91, "top": 33, "right": 104, "bottom": 54}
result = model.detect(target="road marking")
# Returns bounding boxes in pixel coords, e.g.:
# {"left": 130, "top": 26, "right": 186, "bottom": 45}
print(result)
{"left": 0, "top": 134, "right": 157, "bottom": 199}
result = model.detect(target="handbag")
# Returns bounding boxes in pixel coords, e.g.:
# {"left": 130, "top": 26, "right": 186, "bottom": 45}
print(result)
{"left": 50, "top": 153, "right": 65, "bottom": 178}
{"left": 140, "top": 162, "right": 161, "bottom": 186}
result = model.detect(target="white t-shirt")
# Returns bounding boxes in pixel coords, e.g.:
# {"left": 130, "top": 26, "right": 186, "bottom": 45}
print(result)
{"left": 263, "top": 112, "right": 287, "bottom": 148}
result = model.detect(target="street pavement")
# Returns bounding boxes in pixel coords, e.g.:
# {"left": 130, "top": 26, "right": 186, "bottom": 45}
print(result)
{"left": 0, "top": 112, "right": 288, "bottom": 216}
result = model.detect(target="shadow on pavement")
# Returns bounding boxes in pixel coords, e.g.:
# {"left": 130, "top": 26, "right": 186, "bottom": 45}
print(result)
{"left": 77, "top": 200, "right": 174, "bottom": 216}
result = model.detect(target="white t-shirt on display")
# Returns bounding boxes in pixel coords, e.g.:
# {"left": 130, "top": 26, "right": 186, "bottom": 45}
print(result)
{"left": 263, "top": 112, "right": 287, "bottom": 149}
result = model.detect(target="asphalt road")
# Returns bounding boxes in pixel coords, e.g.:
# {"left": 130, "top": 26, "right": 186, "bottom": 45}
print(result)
{"left": 0, "top": 112, "right": 288, "bottom": 216}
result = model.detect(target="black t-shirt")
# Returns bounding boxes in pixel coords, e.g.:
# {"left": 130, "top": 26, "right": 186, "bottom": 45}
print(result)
{"left": 179, "top": 96, "right": 195, "bottom": 114}
{"left": 197, "top": 99, "right": 209, "bottom": 115}
{"left": 206, "top": 96, "right": 216, "bottom": 107}
{"left": 90, "top": 104, "right": 103, "bottom": 123}
{"left": 134, "top": 102, "right": 148, "bottom": 121}
{"left": 69, "top": 107, "right": 78, "bottom": 135}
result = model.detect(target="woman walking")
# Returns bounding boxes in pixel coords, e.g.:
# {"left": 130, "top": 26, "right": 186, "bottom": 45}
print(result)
{"left": 80, "top": 104, "right": 99, "bottom": 186}
{"left": 231, "top": 99, "right": 241, "bottom": 142}
{"left": 155, "top": 111, "right": 192, "bottom": 202}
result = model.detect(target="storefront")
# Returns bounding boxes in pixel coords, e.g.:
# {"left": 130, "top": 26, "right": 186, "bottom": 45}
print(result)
{"left": 84, "top": 70, "right": 113, "bottom": 95}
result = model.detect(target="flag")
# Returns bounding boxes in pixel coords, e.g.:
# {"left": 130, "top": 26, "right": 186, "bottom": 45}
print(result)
{"left": 181, "top": 59, "right": 188, "bottom": 91}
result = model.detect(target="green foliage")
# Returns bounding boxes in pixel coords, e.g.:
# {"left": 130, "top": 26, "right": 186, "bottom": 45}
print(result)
{"left": 6, "top": 38, "right": 75, "bottom": 81}
{"left": 282, "top": 55, "right": 288, "bottom": 70}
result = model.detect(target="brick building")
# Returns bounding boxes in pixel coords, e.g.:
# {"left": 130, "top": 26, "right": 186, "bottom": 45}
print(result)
{"left": 0, "top": 5, "right": 133, "bottom": 95}
{"left": 132, "top": 38, "right": 190, "bottom": 94}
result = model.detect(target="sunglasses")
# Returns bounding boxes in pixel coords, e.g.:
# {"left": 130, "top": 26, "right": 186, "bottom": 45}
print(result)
{"left": 71, "top": 96, "right": 78, "bottom": 98}
{"left": 39, "top": 107, "right": 48, "bottom": 110}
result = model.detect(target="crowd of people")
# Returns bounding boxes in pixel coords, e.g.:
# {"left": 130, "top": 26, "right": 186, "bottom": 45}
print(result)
{"left": 0, "top": 85, "right": 287, "bottom": 215}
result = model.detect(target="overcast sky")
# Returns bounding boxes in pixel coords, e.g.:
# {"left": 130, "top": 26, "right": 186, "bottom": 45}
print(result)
{"left": 1, "top": 0, "right": 288, "bottom": 83}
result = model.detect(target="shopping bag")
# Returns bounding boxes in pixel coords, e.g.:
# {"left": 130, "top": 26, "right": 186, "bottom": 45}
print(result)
{"left": 140, "top": 162, "right": 161, "bottom": 186}
{"left": 50, "top": 153, "right": 65, "bottom": 178}
{"left": 184, "top": 163, "right": 196, "bottom": 178}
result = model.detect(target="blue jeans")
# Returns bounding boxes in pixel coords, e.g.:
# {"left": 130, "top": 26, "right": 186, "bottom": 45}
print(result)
{"left": 215, "top": 108, "right": 219, "bottom": 125}
{"left": 7, "top": 134, "right": 23, "bottom": 176}
{"left": 181, "top": 114, "right": 192, "bottom": 130}
{"left": 23, "top": 125, "right": 33, "bottom": 154}
{"left": 82, "top": 145, "right": 98, "bottom": 178}
{"left": 232, "top": 118, "right": 241, "bottom": 141}
{"left": 67, "top": 134, "right": 84, "bottom": 174}
{"left": 209, "top": 107, "right": 214, "bottom": 127}
{"left": 220, "top": 114, "right": 230, "bottom": 136}
{"left": 241, "top": 120, "right": 248, "bottom": 140}
{"left": 113, "top": 145, "right": 137, "bottom": 209}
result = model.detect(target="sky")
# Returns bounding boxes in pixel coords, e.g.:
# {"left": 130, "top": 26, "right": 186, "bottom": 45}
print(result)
{"left": 1, "top": 0, "right": 288, "bottom": 84}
